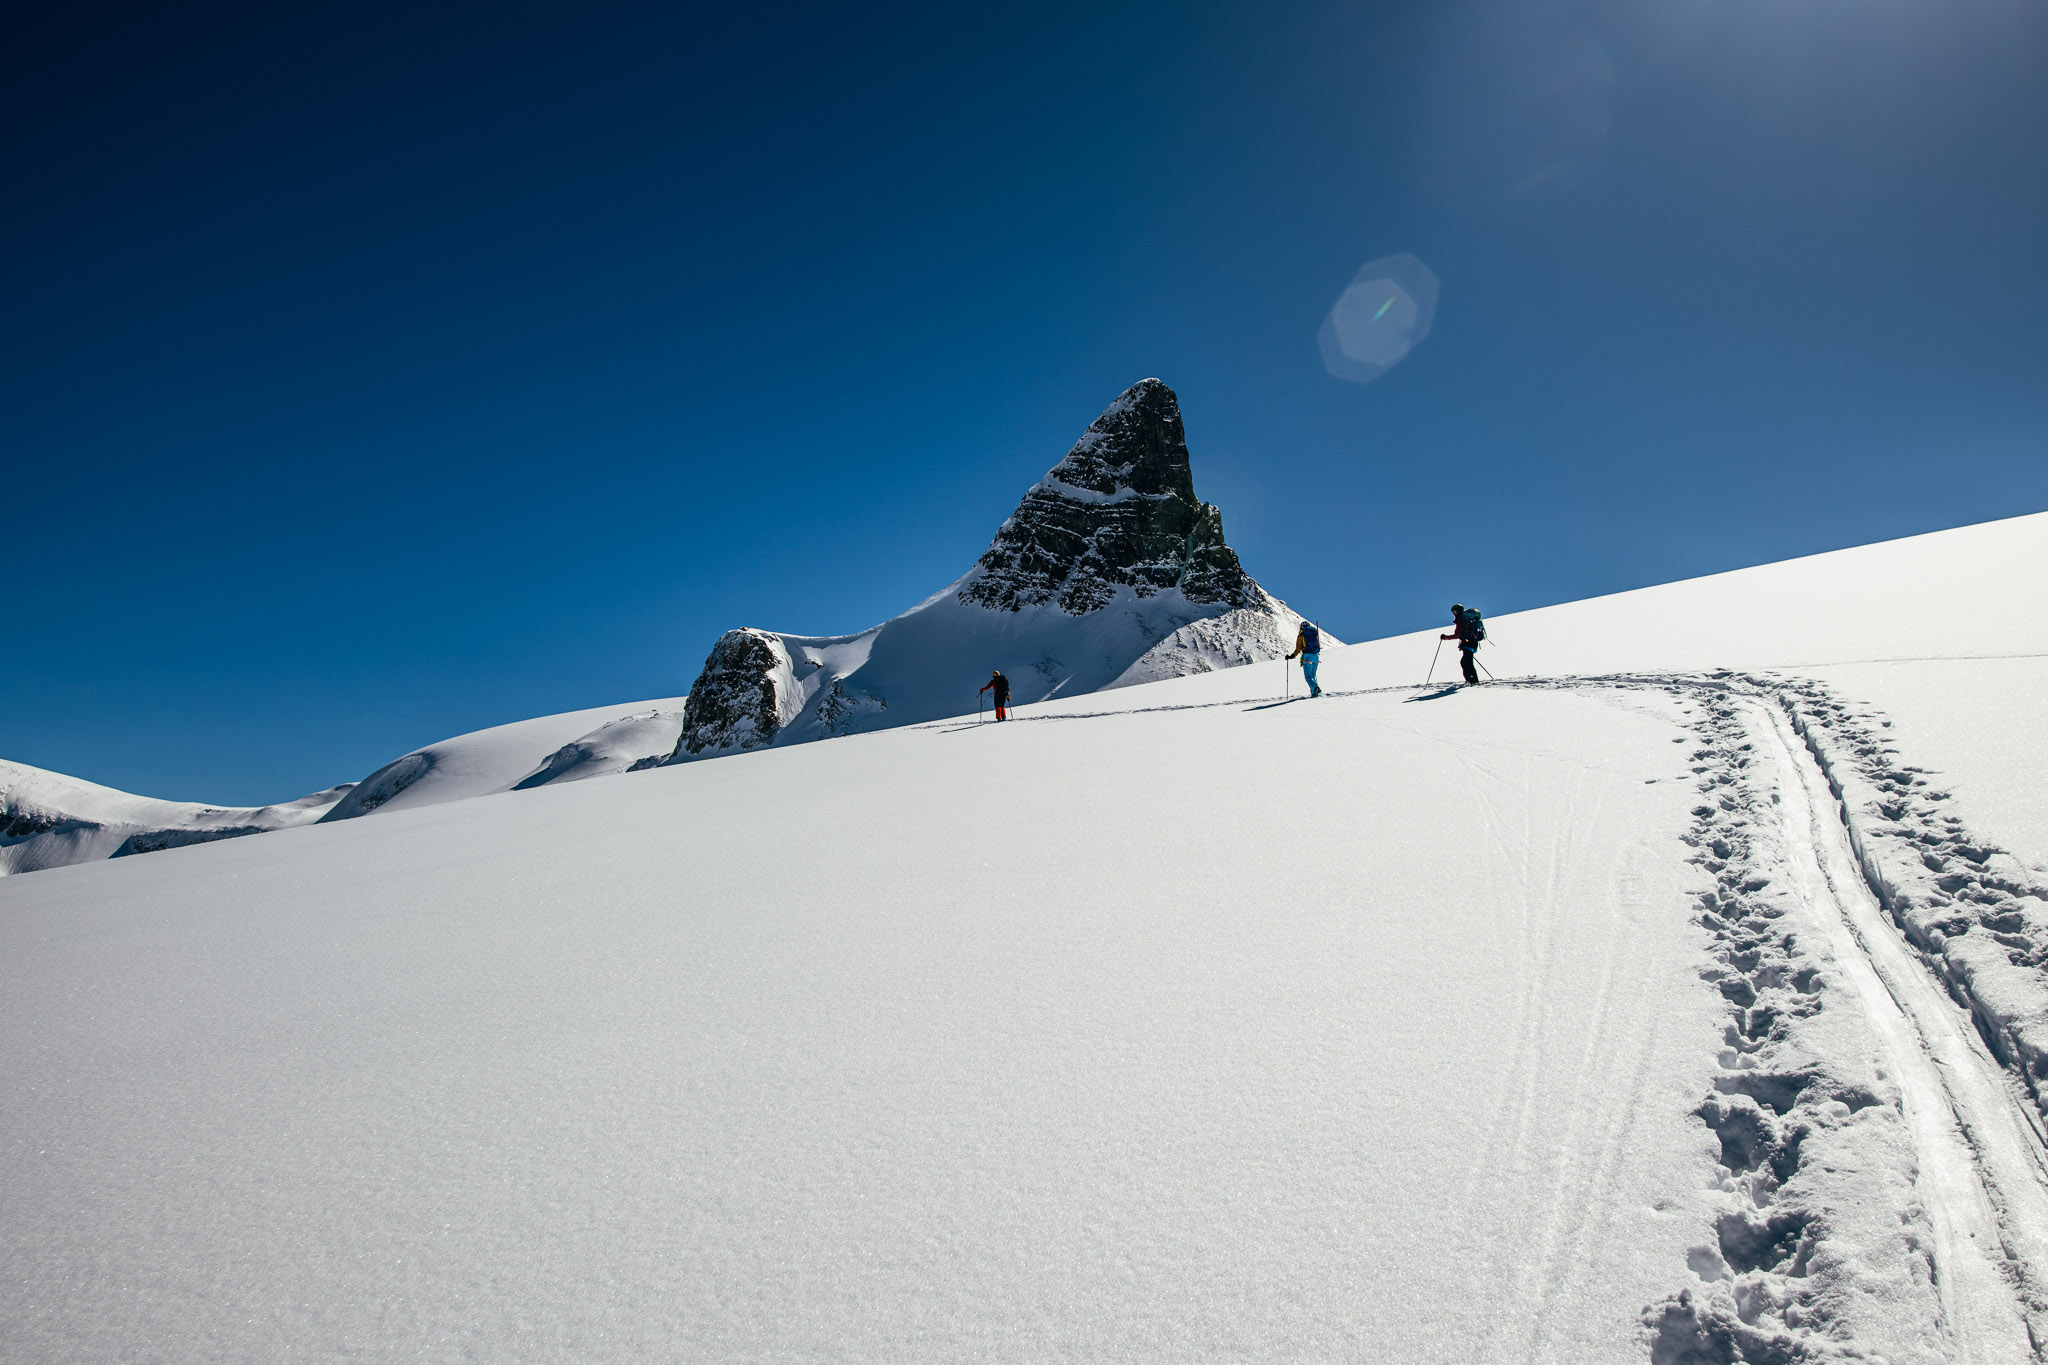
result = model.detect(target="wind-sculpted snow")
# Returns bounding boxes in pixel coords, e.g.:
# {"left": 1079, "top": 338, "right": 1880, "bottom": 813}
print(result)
{"left": 318, "top": 696, "right": 689, "bottom": 823}
{"left": 669, "top": 379, "right": 1326, "bottom": 757}
{"left": 511, "top": 709, "right": 684, "bottom": 788}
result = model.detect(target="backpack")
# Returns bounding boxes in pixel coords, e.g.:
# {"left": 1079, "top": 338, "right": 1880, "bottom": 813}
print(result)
{"left": 1300, "top": 623, "right": 1321, "bottom": 654}
{"left": 1459, "top": 607, "right": 1486, "bottom": 644}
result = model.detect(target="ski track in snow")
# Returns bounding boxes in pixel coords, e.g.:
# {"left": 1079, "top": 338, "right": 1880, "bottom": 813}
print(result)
{"left": 1465, "top": 673, "right": 2048, "bottom": 1362}
{"left": 1762, "top": 699, "right": 2048, "bottom": 1357}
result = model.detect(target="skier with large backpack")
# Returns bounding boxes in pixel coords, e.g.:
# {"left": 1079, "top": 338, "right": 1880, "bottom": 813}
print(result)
{"left": 979, "top": 669, "right": 1012, "bottom": 721}
{"left": 1287, "top": 621, "right": 1323, "bottom": 697}
{"left": 1441, "top": 604, "right": 1485, "bottom": 685}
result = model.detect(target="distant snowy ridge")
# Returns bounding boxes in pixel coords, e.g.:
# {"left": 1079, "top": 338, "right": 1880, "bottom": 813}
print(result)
{"left": 669, "top": 378, "right": 1331, "bottom": 759}
{"left": 0, "top": 759, "right": 351, "bottom": 877}
{"left": 1, "top": 698, "right": 687, "bottom": 876}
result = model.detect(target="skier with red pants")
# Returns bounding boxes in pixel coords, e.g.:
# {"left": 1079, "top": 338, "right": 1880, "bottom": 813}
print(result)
{"left": 980, "top": 669, "right": 1011, "bottom": 721}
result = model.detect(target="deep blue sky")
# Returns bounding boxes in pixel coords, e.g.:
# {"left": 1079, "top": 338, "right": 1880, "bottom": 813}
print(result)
{"left": 7, "top": 0, "right": 2046, "bottom": 804}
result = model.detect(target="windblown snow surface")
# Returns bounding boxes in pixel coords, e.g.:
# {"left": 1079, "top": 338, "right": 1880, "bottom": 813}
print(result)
{"left": 4, "top": 512, "right": 2047, "bottom": 1363}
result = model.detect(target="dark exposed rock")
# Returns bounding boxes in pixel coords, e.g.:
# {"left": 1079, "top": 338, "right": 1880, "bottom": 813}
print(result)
{"left": 113, "top": 826, "right": 270, "bottom": 858}
{"left": 958, "top": 379, "right": 1254, "bottom": 615}
{"left": 2, "top": 805, "right": 63, "bottom": 839}
{"left": 816, "top": 679, "right": 884, "bottom": 738}
{"left": 675, "top": 629, "right": 792, "bottom": 757}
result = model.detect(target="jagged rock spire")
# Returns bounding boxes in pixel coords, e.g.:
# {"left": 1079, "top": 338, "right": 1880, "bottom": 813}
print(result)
{"left": 958, "top": 379, "right": 1254, "bottom": 615}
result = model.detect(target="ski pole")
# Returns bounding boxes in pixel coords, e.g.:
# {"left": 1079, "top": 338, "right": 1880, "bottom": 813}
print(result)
{"left": 1477, "top": 657, "right": 1496, "bottom": 682}
{"left": 1426, "top": 639, "right": 1442, "bottom": 684}
{"left": 1284, "top": 653, "right": 1290, "bottom": 700}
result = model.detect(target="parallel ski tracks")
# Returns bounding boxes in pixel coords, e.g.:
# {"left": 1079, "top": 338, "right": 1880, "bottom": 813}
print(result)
{"left": 1757, "top": 698, "right": 2048, "bottom": 1361}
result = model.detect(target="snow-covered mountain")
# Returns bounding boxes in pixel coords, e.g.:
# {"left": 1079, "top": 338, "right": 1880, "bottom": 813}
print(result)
{"left": 4, "top": 511, "right": 2047, "bottom": 1362}
{"left": 0, "top": 379, "right": 1319, "bottom": 875}
{"left": 668, "top": 378, "right": 1331, "bottom": 759}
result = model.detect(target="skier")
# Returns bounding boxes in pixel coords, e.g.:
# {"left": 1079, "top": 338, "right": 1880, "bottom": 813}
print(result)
{"left": 1441, "top": 604, "right": 1484, "bottom": 685}
{"left": 979, "top": 669, "right": 1012, "bottom": 721}
{"left": 1286, "top": 621, "right": 1323, "bottom": 697}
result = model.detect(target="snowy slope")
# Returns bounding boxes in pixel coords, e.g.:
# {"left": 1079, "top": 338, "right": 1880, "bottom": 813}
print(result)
{"left": 0, "top": 673, "right": 1727, "bottom": 1363}
{"left": 684, "top": 577, "right": 1312, "bottom": 754}
{"left": 5, "top": 511, "right": 2048, "bottom": 1362}
{"left": 0, "top": 759, "right": 350, "bottom": 877}
{"left": 1083, "top": 509, "right": 2048, "bottom": 864}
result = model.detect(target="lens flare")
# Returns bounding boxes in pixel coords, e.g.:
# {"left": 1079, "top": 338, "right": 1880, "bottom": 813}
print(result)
{"left": 1317, "top": 253, "right": 1439, "bottom": 385}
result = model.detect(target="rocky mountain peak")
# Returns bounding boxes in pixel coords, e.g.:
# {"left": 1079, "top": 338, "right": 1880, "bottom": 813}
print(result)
{"left": 957, "top": 379, "right": 1254, "bottom": 615}
{"left": 665, "top": 378, "right": 1318, "bottom": 762}
{"left": 1038, "top": 377, "right": 1194, "bottom": 500}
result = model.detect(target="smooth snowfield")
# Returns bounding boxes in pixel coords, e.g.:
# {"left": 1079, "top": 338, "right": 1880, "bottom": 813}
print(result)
{"left": 2, "top": 685, "right": 1722, "bottom": 1362}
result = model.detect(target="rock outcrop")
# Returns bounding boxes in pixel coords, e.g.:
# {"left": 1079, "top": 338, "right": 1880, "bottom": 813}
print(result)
{"left": 675, "top": 629, "right": 806, "bottom": 757}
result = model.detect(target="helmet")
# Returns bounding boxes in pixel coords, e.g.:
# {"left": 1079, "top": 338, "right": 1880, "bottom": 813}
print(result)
{"left": 1451, "top": 603, "right": 1465, "bottom": 613}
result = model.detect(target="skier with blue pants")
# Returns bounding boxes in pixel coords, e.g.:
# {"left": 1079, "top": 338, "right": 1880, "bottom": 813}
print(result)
{"left": 1287, "top": 621, "right": 1323, "bottom": 697}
